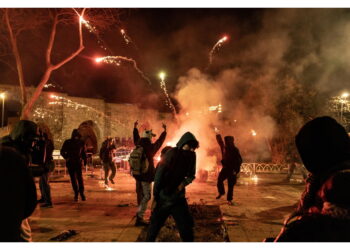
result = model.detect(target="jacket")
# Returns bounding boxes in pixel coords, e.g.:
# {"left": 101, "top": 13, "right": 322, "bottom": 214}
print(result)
{"left": 153, "top": 132, "right": 198, "bottom": 204}
{"left": 99, "top": 139, "right": 116, "bottom": 163}
{"left": 60, "top": 129, "right": 87, "bottom": 167}
{"left": 216, "top": 134, "right": 242, "bottom": 173}
{"left": 133, "top": 127, "right": 166, "bottom": 182}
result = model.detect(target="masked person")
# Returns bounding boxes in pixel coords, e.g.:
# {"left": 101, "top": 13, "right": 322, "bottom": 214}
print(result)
{"left": 60, "top": 129, "right": 87, "bottom": 201}
{"left": 132, "top": 120, "right": 167, "bottom": 226}
{"left": 99, "top": 137, "right": 116, "bottom": 186}
{"left": 0, "top": 120, "right": 38, "bottom": 242}
{"left": 146, "top": 132, "right": 199, "bottom": 242}
{"left": 215, "top": 128, "right": 242, "bottom": 205}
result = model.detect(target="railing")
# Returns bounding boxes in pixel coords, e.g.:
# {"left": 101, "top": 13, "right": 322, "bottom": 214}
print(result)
{"left": 241, "top": 163, "right": 289, "bottom": 175}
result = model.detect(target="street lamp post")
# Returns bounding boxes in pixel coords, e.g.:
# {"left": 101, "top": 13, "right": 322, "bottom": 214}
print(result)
{"left": 0, "top": 93, "right": 5, "bottom": 128}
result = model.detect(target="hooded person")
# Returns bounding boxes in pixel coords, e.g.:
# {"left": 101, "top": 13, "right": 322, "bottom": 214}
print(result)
{"left": 0, "top": 120, "right": 38, "bottom": 242}
{"left": 295, "top": 116, "right": 350, "bottom": 213}
{"left": 132, "top": 120, "right": 167, "bottom": 226}
{"left": 99, "top": 137, "right": 116, "bottom": 186}
{"left": 60, "top": 129, "right": 87, "bottom": 202}
{"left": 215, "top": 130, "right": 242, "bottom": 204}
{"left": 274, "top": 169, "right": 350, "bottom": 242}
{"left": 146, "top": 132, "right": 199, "bottom": 242}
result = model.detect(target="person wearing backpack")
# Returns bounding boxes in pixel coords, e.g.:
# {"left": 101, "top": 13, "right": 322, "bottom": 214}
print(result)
{"left": 99, "top": 137, "right": 116, "bottom": 186}
{"left": 131, "top": 120, "right": 167, "bottom": 226}
{"left": 146, "top": 132, "right": 199, "bottom": 242}
{"left": 215, "top": 128, "right": 242, "bottom": 205}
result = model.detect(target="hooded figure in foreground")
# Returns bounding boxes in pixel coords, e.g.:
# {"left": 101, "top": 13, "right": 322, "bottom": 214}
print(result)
{"left": 270, "top": 116, "right": 350, "bottom": 242}
{"left": 146, "top": 132, "right": 199, "bottom": 242}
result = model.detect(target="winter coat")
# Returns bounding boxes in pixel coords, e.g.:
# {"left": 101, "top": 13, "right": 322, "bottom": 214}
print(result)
{"left": 153, "top": 132, "right": 198, "bottom": 204}
{"left": 295, "top": 117, "right": 350, "bottom": 212}
{"left": 133, "top": 127, "right": 166, "bottom": 182}
{"left": 216, "top": 134, "right": 242, "bottom": 174}
{"left": 60, "top": 129, "right": 87, "bottom": 167}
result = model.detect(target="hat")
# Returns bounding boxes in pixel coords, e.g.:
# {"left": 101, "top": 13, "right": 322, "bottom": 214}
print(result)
{"left": 141, "top": 129, "right": 156, "bottom": 139}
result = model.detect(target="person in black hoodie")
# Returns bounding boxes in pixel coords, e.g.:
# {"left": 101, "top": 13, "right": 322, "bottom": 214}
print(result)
{"left": 146, "top": 132, "right": 199, "bottom": 242}
{"left": 0, "top": 120, "right": 38, "bottom": 242}
{"left": 60, "top": 129, "right": 87, "bottom": 202}
{"left": 133, "top": 120, "right": 167, "bottom": 226}
{"left": 215, "top": 128, "right": 242, "bottom": 205}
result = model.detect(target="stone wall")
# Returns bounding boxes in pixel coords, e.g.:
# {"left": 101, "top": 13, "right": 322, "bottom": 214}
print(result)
{"left": 0, "top": 84, "right": 172, "bottom": 151}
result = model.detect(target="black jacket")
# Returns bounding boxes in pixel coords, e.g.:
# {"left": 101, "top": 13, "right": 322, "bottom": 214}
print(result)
{"left": 153, "top": 132, "right": 197, "bottom": 203}
{"left": 60, "top": 130, "right": 87, "bottom": 167}
{"left": 216, "top": 134, "right": 242, "bottom": 173}
{"left": 99, "top": 139, "right": 116, "bottom": 163}
{"left": 133, "top": 127, "right": 166, "bottom": 182}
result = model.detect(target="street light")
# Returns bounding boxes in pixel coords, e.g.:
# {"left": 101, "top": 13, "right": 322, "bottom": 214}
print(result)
{"left": 0, "top": 92, "right": 5, "bottom": 128}
{"left": 340, "top": 92, "right": 349, "bottom": 123}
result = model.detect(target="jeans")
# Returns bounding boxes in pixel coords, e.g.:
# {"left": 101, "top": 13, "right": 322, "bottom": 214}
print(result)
{"left": 146, "top": 197, "right": 194, "bottom": 242}
{"left": 103, "top": 161, "right": 116, "bottom": 184}
{"left": 217, "top": 168, "right": 237, "bottom": 201}
{"left": 39, "top": 171, "right": 52, "bottom": 204}
{"left": 136, "top": 181, "right": 151, "bottom": 219}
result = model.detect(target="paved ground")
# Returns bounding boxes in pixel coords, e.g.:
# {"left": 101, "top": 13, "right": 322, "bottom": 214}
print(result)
{"left": 30, "top": 169, "right": 305, "bottom": 242}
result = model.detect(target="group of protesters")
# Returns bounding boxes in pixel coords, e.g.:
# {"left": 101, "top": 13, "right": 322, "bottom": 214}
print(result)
{"left": 1, "top": 116, "right": 350, "bottom": 242}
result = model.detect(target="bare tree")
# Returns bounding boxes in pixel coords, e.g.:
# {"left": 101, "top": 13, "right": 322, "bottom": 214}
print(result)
{"left": 0, "top": 8, "right": 127, "bottom": 119}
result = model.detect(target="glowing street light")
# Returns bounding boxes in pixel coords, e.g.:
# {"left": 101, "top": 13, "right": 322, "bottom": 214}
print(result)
{"left": 341, "top": 92, "right": 349, "bottom": 98}
{"left": 0, "top": 92, "right": 5, "bottom": 128}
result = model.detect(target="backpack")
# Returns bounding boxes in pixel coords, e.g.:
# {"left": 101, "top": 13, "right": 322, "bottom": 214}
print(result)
{"left": 129, "top": 145, "right": 149, "bottom": 176}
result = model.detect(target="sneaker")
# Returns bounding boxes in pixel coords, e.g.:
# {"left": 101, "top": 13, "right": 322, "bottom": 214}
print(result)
{"left": 74, "top": 194, "right": 78, "bottom": 202}
{"left": 216, "top": 194, "right": 223, "bottom": 199}
{"left": 37, "top": 198, "right": 45, "bottom": 203}
{"left": 227, "top": 201, "right": 236, "bottom": 206}
{"left": 40, "top": 203, "right": 53, "bottom": 208}
{"left": 135, "top": 217, "right": 149, "bottom": 226}
{"left": 81, "top": 194, "right": 86, "bottom": 201}
{"left": 110, "top": 179, "right": 115, "bottom": 184}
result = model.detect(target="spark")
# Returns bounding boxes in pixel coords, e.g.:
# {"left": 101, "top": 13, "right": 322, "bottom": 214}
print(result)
{"left": 159, "top": 71, "right": 177, "bottom": 116}
{"left": 208, "top": 35, "right": 229, "bottom": 68}
{"left": 96, "top": 56, "right": 152, "bottom": 85}
{"left": 251, "top": 129, "right": 257, "bottom": 137}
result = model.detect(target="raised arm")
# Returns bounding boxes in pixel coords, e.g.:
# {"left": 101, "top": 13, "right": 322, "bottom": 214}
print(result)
{"left": 151, "top": 123, "right": 167, "bottom": 154}
{"left": 133, "top": 120, "right": 140, "bottom": 146}
{"left": 216, "top": 134, "right": 225, "bottom": 155}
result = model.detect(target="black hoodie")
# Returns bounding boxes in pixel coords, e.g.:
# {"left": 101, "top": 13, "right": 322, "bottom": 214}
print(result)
{"left": 60, "top": 129, "right": 87, "bottom": 166}
{"left": 153, "top": 132, "right": 198, "bottom": 203}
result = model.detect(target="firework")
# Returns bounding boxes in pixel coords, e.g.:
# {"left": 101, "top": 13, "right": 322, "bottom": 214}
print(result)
{"left": 158, "top": 71, "right": 177, "bottom": 116}
{"left": 95, "top": 56, "right": 152, "bottom": 85}
{"left": 120, "top": 28, "right": 137, "bottom": 48}
{"left": 207, "top": 35, "right": 228, "bottom": 68}
{"left": 251, "top": 129, "right": 257, "bottom": 137}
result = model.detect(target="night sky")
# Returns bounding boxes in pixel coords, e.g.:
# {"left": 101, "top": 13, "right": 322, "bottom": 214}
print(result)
{"left": 1, "top": 8, "right": 349, "bottom": 112}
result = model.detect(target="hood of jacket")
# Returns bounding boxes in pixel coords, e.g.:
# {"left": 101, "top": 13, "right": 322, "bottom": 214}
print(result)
{"left": 71, "top": 129, "right": 81, "bottom": 139}
{"left": 176, "top": 132, "right": 198, "bottom": 149}
{"left": 10, "top": 120, "right": 38, "bottom": 142}
{"left": 295, "top": 116, "right": 350, "bottom": 175}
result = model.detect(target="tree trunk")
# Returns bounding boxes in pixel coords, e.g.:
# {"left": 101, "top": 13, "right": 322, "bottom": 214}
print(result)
{"left": 5, "top": 9, "right": 27, "bottom": 108}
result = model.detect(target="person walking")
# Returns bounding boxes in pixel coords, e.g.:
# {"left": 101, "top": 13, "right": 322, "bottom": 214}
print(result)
{"left": 60, "top": 129, "right": 87, "bottom": 202}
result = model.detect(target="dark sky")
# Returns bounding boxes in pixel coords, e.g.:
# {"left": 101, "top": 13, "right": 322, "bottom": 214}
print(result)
{"left": 1, "top": 8, "right": 350, "bottom": 112}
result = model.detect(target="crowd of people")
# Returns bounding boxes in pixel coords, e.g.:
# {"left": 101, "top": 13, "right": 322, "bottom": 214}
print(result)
{"left": 1, "top": 116, "right": 350, "bottom": 242}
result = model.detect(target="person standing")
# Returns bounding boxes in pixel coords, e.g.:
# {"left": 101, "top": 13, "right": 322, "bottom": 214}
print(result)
{"left": 99, "top": 137, "right": 116, "bottom": 186}
{"left": 38, "top": 132, "right": 55, "bottom": 208}
{"left": 60, "top": 129, "right": 87, "bottom": 202}
{"left": 132, "top": 120, "right": 167, "bottom": 226}
{"left": 215, "top": 128, "right": 242, "bottom": 205}
{"left": 146, "top": 132, "right": 199, "bottom": 242}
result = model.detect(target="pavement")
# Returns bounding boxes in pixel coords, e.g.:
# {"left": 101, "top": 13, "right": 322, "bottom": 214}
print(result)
{"left": 30, "top": 170, "right": 305, "bottom": 242}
